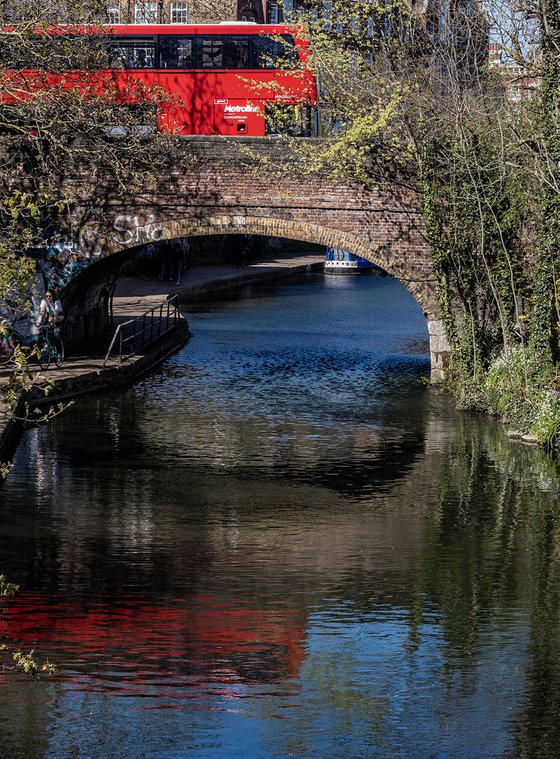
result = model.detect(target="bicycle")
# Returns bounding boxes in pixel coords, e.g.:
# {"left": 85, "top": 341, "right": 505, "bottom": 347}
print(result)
{"left": 37, "top": 325, "right": 65, "bottom": 370}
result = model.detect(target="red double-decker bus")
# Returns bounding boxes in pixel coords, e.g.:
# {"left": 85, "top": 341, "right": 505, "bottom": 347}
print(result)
{"left": 3, "top": 23, "right": 318, "bottom": 137}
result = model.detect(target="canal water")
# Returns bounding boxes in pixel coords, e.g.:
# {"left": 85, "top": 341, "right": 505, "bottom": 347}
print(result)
{"left": 1, "top": 272, "right": 560, "bottom": 758}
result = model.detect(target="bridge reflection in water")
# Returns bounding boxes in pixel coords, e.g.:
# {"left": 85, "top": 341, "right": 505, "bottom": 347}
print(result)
{"left": 1, "top": 273, "right": 559, "bottom": 758}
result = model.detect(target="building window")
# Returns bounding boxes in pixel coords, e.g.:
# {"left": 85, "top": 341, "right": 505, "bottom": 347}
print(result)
{"left": 283, "top": 0, "right": 294, "bottom": 21}
{"left": 240, "top": 0, "right": 261, "bottom": 22}
{"left": 170, "top": 1, "right": 188, "bottom": 23}
{"left": 509, "top": 84, "right": 521, "bottom": 102}
{"left": 107, "top": 6, "right": 120, "bottom": 23}
{"left": 135, "top": 2, "right": 158, "bottom": 23}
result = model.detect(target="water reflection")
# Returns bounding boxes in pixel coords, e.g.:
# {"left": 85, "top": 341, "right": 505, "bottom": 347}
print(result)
{"left": 1, "top": 274, "right": 560, "bottom": 757}
{"left": 2, "top": 594, "right": 307, "bottom": 689}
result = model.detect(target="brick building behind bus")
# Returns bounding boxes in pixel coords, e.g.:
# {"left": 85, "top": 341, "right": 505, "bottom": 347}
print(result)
{"left": 106, "top": 0, "right": 237, "bottom": 24}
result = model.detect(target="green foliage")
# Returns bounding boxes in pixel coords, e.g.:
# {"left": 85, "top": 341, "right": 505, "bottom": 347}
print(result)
{"left": 530, "top": 389, "right": 560, "bottom": 448}
{"left": 0, "top": 574, "right": 19, "bottom": 598}
{"left": 0, "top": 645, "right": 55, "bottom": 680}
{"left": 483, "top": 348, "right": 528, "bottom": 413}
{"left": 455, "top": 345, "right": 560, "bottom": 447}
{"left": 0, "top": 246, "right": 38, "bottom": 320}
{"left": 422, "top": 121, "right": 530, "bottom": 385}
{"left": 469, "top": 347, "right": 531, "bottom": 429}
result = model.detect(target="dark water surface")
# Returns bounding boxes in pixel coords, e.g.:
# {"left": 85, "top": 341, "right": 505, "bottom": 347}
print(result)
{"left": 1, "top": 272, "right": 560, "bottom": 758}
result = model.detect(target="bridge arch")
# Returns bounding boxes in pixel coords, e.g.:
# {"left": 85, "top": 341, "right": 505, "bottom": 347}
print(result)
{"left": 58, "top": 136, "right": 453, "bottom": 378}
{"left": 68, "top": 211, "right": 449, "bottom": 381}
{"left": 95, "top": 213, "right": 438, "bottom": 320}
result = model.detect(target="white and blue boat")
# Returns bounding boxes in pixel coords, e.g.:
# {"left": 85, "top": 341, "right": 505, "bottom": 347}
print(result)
{"left": 324, "top": 248, "right": 376, "bottom": 273}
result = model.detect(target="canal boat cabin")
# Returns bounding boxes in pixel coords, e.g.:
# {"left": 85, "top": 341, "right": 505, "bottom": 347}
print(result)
{"left": 324, "top": 248, "right": 375, "bottom": 273}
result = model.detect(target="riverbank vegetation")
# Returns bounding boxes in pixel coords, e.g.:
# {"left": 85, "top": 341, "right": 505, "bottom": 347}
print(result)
{"left": 273, "top": 0, "right": 560, "bottom": 448}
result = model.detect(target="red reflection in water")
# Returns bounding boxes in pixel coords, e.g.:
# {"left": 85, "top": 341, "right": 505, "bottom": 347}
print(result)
{"left": 0, "top": 593, "right": 307, "bottom": 695}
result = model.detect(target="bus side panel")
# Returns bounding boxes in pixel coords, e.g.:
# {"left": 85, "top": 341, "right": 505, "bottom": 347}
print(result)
{"left": 163, "top": 70, "right": 303, "bottom": 136}
{"left": 157, "top": 71, "right": 269, "bottom": 136}
{"left": 213, "top": 99, "right": 265, "bottom": 136}
{"left": 156, "top": 71, "right": 219, "bottom": 135}
{"left": 151, "top": 71, "right": 196, "bottom": 134}
{"left": 3, "top": 66, "right": 317, "bottom": 137}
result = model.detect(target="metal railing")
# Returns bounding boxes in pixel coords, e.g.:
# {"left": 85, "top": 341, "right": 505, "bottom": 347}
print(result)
{"left": 103, "top": 295, "right": 183, "bottom": 367}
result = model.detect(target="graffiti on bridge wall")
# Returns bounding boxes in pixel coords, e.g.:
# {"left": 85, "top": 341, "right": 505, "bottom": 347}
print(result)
{"left": 79, "top": 214, "right": 165, "bottom": 257}
{"left": 112, "top": 214, "right": 165, "bottom": 247}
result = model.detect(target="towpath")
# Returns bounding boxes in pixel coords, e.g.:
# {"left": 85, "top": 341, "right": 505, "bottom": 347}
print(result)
{"left": 111, "top": 251, "right": 323, "bottom": 321}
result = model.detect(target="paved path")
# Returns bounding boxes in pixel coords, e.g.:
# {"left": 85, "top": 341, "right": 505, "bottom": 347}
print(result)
{"left": 112, "top": 251, "right": 324, "bottom": 321}
{"left": 1, "top": 250, "right": 324, "bottom": 460}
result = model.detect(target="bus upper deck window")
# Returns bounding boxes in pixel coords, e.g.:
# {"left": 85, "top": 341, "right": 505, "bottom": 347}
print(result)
{"left": 194, "top": 35, "right": 250, "bottom": 69}
{"left": 198, "top": 37, "right": 223, "bottom": 68}
{"left": 222, "top": 37, "right": 249, "bottom": 69}
{"left": 251, "top": 35, "right": 299, "bottom": 69}
{"left": 108, "top": 39, "right": 155, "bottom": 69}
{"left": 159, "top": 36, "right": 193, "bottom": 68}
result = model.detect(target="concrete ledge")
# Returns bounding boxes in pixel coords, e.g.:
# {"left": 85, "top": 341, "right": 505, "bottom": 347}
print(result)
{"left": 33, "top": 322, "right": 189, "bottom": 406}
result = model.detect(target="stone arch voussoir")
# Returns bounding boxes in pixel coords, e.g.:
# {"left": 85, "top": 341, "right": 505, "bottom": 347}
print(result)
{"left": 100, "top": 213, "right": 439, "bottom": 322}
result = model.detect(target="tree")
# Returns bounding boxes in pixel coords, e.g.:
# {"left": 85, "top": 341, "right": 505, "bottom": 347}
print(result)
{"left": 529, "top": 0, "right": 560, "bottom": 366}
{"left": 263, "top": 0, "right": 560, "bottom": 443}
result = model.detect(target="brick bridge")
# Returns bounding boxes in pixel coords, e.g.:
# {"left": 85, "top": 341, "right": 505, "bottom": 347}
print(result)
{"left": 62, "top": 137, "right": 450, "bottom": 380}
